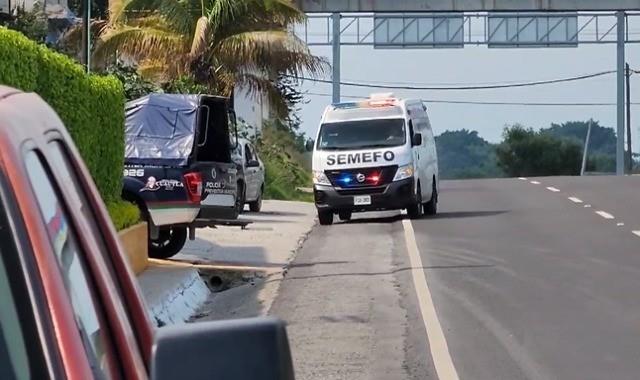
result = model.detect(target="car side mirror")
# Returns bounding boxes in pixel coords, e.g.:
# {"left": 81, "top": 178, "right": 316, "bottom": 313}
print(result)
{"left": 247, "top": 159, "right": 260, "bottom": 168}
{"left": 151, "top": 317, "right": 295, "bottom": 380}
{"left": 305, "top": 139, "right": 314, "bottom": 152}
{"left": 412, "top": 133, "right": 422, "bottom": 147}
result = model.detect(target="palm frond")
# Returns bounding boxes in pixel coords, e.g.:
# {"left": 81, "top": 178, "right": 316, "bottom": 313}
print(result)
{"left": 213, "top": 30, "right": 328, "bottom": 77}
{"left": 94, "top": 26, "right": 188, "bottom": 69}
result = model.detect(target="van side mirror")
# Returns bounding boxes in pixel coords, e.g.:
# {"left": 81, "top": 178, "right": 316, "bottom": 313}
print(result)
{"left": 305, "top": 139, "right": 314, "bottom": 152}
{"left": 151, "top": 317, "right": 295, "bottom": 380}
{"left": 412, "top": 133, "right": 422, "bottom": 147}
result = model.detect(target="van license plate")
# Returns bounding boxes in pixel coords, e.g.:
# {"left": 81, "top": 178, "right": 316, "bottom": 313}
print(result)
{"left": 354, "top": 195, "right": 371, "bottom": 205}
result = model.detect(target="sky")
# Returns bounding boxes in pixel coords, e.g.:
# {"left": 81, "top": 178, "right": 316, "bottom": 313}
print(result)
{"left": 296, "top": 22, "right": 640, "bottom": 152}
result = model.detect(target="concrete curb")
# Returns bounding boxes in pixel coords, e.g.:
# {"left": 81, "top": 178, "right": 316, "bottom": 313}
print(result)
{"left": 118, "top": 222, "right": 148, "bottom": 275}
{"left": 137, "top": 265, "right": 210, "bottom": 326}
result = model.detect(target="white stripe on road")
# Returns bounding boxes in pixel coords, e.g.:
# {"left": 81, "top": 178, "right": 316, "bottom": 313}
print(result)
{"left": 633, "top": 231, "right": 640, "bottom": 238}
{"left": 568, "top": 197, "right": 583, "bottom": 203}
{"left": 402, "top": 217, "right": 460, "bottom": 380}
{"left": 518, "top": 177, "right": 527, "bottom": 180}
{"left": 617, "top": 223, "right": 625, "bottom": 226}
{"left": 530, "top": 181, "right": 541, "bottom": 185}
{"left": 546, "top": 187, "right": 560, "bottom": 192}
{"left": 595, "top": 211, "right": 615, "bottom": 219}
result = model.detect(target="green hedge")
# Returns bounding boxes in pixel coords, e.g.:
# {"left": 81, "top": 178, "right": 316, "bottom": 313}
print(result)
{"left": 0, "top": 28, "right": 125, "bottom": 202}
{"left": 0, "top": 28, "right": 136, "bottom": 229}
{"left": 107, "top": 200, "right": 141, "bottom": 231}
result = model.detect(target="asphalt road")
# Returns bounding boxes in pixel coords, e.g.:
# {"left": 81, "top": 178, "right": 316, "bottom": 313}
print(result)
{"left": 270, "top": 176, "right": 640, "bottom": 380}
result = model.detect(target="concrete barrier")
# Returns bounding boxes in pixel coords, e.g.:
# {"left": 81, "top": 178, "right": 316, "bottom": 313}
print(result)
{"left": 118, "top": 222, "right": 148, "bottom": 275}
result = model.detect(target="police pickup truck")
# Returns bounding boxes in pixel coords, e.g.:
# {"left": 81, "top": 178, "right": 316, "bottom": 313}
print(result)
{"left": 122, "top": 94, "right": 242, "bottom": 258}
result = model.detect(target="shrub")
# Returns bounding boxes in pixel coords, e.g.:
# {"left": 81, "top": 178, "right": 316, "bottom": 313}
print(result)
{"left": 0, "top": 27, "right": 132, "bottom": 227}
{"left": 107, "top": 201, "right": 141, "bottom": 231}
{"left": 257, "top": 121, "right": 313, "bottom": 202}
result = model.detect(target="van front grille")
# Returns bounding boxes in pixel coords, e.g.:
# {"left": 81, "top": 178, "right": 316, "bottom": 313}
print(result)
{"left": 326, "top": 165, "right": 397, "bottom": 188}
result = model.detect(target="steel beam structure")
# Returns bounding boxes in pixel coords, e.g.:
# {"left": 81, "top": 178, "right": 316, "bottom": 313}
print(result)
{"left": 296, "top": 0, "right": 640, "bottom": 13}
{"left": 295, "top": 13, "right": 640, "bottom": 46}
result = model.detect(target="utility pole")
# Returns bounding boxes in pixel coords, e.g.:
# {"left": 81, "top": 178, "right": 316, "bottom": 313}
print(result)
{"left": 626, "top": 62, "right": 633, "bottom": 173}
{"left": 616, "top": 11, "right": 626, "bottom": 175}
{"left": 581, "top": 119, "right": 593, "bottom": 176}
{"left": 81, "top": 0, "right": 91, "bottom": 72}
{"left": 331, "top": 12, "right": 341, "bottom": 104}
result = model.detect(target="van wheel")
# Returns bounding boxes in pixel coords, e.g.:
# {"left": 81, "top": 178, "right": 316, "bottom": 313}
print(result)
{"left": 338, "top": 210, "right": 352, "bottom": 221}
{"left": 407, "top": 183, "right": 423, "bottom": 219}
{"left": 249, "top": 187, "right": 263, "bottom": 212}
{"left": 149, "top": 227, "right": 187, "bottom": 259}
{"left": 424, "top": 182, "right": 438, "bottom": 216}
{"left": 318, "top": 210, "right": 333, "bottom": 225}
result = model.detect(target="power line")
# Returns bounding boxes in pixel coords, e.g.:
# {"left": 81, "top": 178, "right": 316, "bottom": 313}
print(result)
{"left": 304, "top": 91, "right": 640, "bottom": 106}
{"left": 287, "top": 70, "right": 616, "bottom": 90}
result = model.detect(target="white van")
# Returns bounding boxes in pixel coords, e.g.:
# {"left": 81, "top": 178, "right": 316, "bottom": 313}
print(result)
{"left": 309, "top": 93, "right": 439, "bottom": 225}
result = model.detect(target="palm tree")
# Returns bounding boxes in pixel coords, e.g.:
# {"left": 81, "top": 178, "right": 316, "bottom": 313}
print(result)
{"left": 93, "top": 0, "right": 327, "bottom": 114}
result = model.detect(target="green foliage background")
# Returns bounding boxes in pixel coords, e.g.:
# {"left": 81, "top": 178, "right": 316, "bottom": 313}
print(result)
{"left": 0, "top": 27, "right": 138, "bottom": 229}
{"left": 253, "top": 121, "right": 312, "bottom": 202}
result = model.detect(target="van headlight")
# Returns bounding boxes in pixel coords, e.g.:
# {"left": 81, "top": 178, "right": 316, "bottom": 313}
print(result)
{"left": 393, "top": 164, "right": 414, "bottom": 181}
{"left": 313, "top": 170, "right": 331, "bottom": 185}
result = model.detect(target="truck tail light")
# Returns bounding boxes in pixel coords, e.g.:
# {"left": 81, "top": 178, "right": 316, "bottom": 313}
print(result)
{"left": 184, "top": 172, "right": 202, "bottom": 203}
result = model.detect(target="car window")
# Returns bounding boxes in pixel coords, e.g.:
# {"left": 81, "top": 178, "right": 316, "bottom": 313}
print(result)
{"left": 23, "top": 151, "right": 116, "bottom": 379}
{"left": 0, "top": 177, "right": 49, "bottom": 380}
{"left": 249, "top": 144, "right": 260, "bottom": 161}
{"left": 245, "top": 143, "right": 254, "bottom": 162}
{"left": 0, "top": 242, "right": 31, "bottom": 380}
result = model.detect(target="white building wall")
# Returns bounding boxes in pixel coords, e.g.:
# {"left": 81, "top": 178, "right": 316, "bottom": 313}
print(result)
{"left": 233, "top": 86, "right": 269, "bottom": 139}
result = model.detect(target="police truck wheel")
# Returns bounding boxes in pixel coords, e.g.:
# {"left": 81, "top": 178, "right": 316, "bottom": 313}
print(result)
{"left": 407, "top": 184, "right": 423, "bottom": 219}
{"left": 149, "top": 227, "right": 187, "bottom": 259}
{"left": 424, "top": 182, "right": 438, "bottom": 216}
{"left": 338, "top": 210, "right": 352, "bottom": 221}
{"left": 318, "top": 210, "right": 333, "bottom": 225}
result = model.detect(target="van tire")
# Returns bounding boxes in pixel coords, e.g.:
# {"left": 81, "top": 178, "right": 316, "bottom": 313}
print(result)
{"left": 338, "top": 210, "right": 352, "bottom": 221}
{"left": 318, "top": 210, "right": 333, "bottom": 225}
{"left": 149, "top": 227, "right": 187, "bottom": 259}
{"left": 407, "top": 184, "right": 423, "bottom": 219}
{"left": 424, "top": 182, "right": 438, "bottom": 216}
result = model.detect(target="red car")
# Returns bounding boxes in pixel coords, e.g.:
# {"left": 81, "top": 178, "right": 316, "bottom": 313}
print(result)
{"left": 0, "top": 86, "right": 294, "bottom": 380}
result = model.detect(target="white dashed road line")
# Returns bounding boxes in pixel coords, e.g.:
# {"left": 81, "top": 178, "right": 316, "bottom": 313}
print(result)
{"left": 518, "top": 177, "right": 527, "bottom": 180}
{"left": 617, "top": 223, "right": 625, "bottom": 226}
{"left": 530, "top": 181, "right": 541, "bottom": 185}
{"left": 633, "top": 231, "right": 640, "bottom": 238}
{"left": 568, "top": 197, "right": 583, "bottom": 203}
{"left": 546, "top": 187, "right": 560, "bottom": 192}
{"left": 595, "top": 211, "right": 615, "bottom": 220}
{"left": 402, "top": 216, "right": 460, "bottom": 380}
{"left": 584, "top": 204, "right": 592, "bottom": 208}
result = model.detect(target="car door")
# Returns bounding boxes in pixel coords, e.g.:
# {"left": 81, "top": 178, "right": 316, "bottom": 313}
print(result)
{"left": 244, "top": 143, "right": 258, "bottom": 201}
{"left": 21, "top": 148, "right": 123, "bottom": 379}
{"left": 0, "top": 171, "right": 62, "bottom": 380}
{"left": 252, "top": 145, "right": 265, "bottom": 195}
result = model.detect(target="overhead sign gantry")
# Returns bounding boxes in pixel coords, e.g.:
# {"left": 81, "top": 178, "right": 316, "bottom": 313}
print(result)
{"left": 295, "top": 0, "right": 640, "bottom": 175}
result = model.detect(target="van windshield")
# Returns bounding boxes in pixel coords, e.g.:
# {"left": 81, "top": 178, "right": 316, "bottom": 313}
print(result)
{"left": 317, "top": 118, "right": 406, "bottom": 151}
